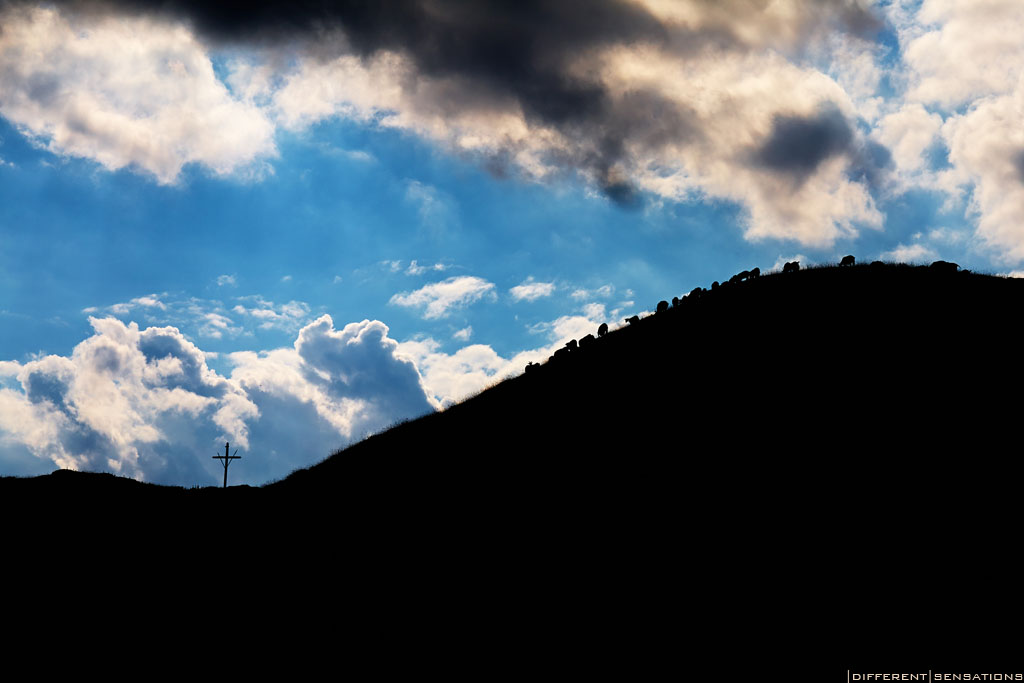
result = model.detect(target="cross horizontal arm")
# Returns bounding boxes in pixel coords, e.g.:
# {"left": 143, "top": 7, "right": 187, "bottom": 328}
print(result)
{"left": 212, "top": 455, "right": 242, "bottom": 460}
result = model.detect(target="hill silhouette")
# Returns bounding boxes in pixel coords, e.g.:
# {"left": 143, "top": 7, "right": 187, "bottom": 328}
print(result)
{"left": 12, "top": 260, "right": 1019, "bottom": 499}
{"left": 5, "top": 260, "right": 1022, "bottom": 670}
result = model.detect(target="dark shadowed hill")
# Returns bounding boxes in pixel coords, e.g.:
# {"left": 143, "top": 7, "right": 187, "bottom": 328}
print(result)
{"left": 276, "top": 260, "right": 1024, "bottom": 501}
{"left": 5, "top": 261, "right": 1022, "bottom": 671}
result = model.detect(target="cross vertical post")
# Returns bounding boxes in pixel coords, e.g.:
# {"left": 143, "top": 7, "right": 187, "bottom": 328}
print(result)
{"left": 212, "top": 441, "right": 241, "bottom": 488}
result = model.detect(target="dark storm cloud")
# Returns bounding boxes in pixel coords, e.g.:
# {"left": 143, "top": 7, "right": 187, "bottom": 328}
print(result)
{"left": 17, "top": 0, "right": 668, "bottom": 126}
{"left": 753, "top": 105, "right": 855, "bottom": 182}
{"left": 0, "top": 0, "right": 882, "bottom": 201}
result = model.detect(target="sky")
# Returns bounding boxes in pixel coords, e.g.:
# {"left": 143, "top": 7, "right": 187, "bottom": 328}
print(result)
{"left": 1, "top": 0, "right": 1022, "bottom": 485}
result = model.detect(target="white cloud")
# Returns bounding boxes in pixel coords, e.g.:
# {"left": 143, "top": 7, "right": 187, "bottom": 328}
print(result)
{"left": 887, "top": 0, "right": 1024, "bottom": 263}
{"left": 570, "top": 284, "right": 615, "bottom": 300}
{"left": 232, "top": 315, "right": 436, "bottom": 441}
{"left": 770, "top": 254, "right": 808, "bottom": 272}
{"left": 880, "top": 243, "right": 938, "bottom": 263}
{"left": 217, "top": 274, "right": 237, "bottom": 287}
{"left": 0, "top": 7, "right": 276, "bottom": 184}
{"left": 509, "top": 278, "right": 556, "bottom": 302}
{"left": 396, "top": 300, "right": 612, "bottom": 409}
{"left": 901, "top": 0, "right": 1024, "bottom": 108}
{"left": 453, "top": 327, "right": 472, "bottom": 342}
{"left": 107, "top": 294, "right": 167, "bottom": 315}
{"left": 406, "top": 260, "right": 448, "bottom": 276}
{"left": 941, "top": 93, "right": 1024, "bottom": 263}
{"left": 198, "top": 312, "right": 238, "bottom": 339}
{"left": 229, "top": 297, "right": 311, "bottom": 332}
{"left": 873, "top": 103, "right": 943, "bottom": 177}
{"left": 88, "top": 291, "right": 315, "bottom": 339}
{"left": 398, "top": 340, "right": 516, "bottom": 409}
{"left": 390, "top": 276, "right": 496, "bottom": 319}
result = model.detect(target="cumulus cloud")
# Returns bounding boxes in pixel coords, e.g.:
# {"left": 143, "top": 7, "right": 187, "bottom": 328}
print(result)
{"left": 509, "top": 278, "right": 556, "bottom": 302}
{"left": 880, "top": 243, "right": 938, "bottom": 264}
{"left": 889, "top": 0, "right": 1024, "bottom": 263}
{"left": 0, "top": 317, "right": 252, "bottom": 483}
{"left": 398, "top": 339, "right": 516, "bottom": 410}
{"left": 293, "top": 315, "right": 435, "bottom": 421}
{"left": 398, "top": 299, "right": 608, "bottom": 408}
{"left": 1, "top": 281, "right": 631, "bottom": 481}
{"left": 0, "top": 6, "right": 276, "bottom": 183}
{"left": 389, "top": 276, "right": 496, "bottom": 319}
{"left": 232, "top": 296, "right": 311, "bottom": 332}
{"left": 873, "top": 104, "right": 943, "bottom": 178}
{"left": 899, "top": 0, "right": 1024, "bottom": 108}
{"left": 0, "top": 314, "right": 436, "bottom": 485}
{"left": 942, "top": 94, "right": 1024, "bottom": 262}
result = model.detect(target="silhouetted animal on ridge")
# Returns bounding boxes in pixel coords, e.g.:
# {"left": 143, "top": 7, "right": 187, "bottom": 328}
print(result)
{"left": 749, "top": 267, "right": 760, "bottom": 279}
{"left": 657, "top": 300, "right": 669, "bottom": 313}
{"left": 729, "top": 270, "right": 752, "bottom": 284}
{"left": 565, "top": 339, "right": 578, "bottom": 352}
{"left": 597, "top": 323, "right": 608, "bottom": 337}
{"left": 783, "top": 261, "right": 800, "bottom": 273}
{"left": 840, "top": 255, "right": 855, "bottom": 266}
{"left": 579, "top": 333, "right": 596, "bottom": 349}
{"left": 626, "top": 315, "right": 640, "bottom": 325}
{"left": 931, "top": 260, "right": 959, "bottom": 273}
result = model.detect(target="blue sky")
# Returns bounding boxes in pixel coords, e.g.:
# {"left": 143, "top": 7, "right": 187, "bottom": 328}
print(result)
{"left": 1, "top": 0, "right": 1019, "bottom": 485}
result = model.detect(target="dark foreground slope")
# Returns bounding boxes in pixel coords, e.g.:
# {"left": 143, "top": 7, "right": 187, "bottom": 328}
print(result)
{"left": 280, "top": 261, "right": 1024, "bottom": 493}
{"left": 5, "top": 262, "right": 1023, "bottom": 669}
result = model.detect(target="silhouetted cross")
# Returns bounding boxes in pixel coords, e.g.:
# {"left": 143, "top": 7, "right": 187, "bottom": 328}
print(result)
{"left": 213, "top": 442, "right": 241, "bottom": 488}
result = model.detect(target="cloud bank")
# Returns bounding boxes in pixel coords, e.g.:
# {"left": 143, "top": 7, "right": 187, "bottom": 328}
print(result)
{"left": 1, "top": 0, "right": 888, "bottom": 247}
{"left": 0, "top": 293, "right": 617, "bottom": 483}
{"left": 0, "top": 315, "right": 436, "bottom": 485}
{"left": 5, "top": 1, "right": 1024, "bottom": 258}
